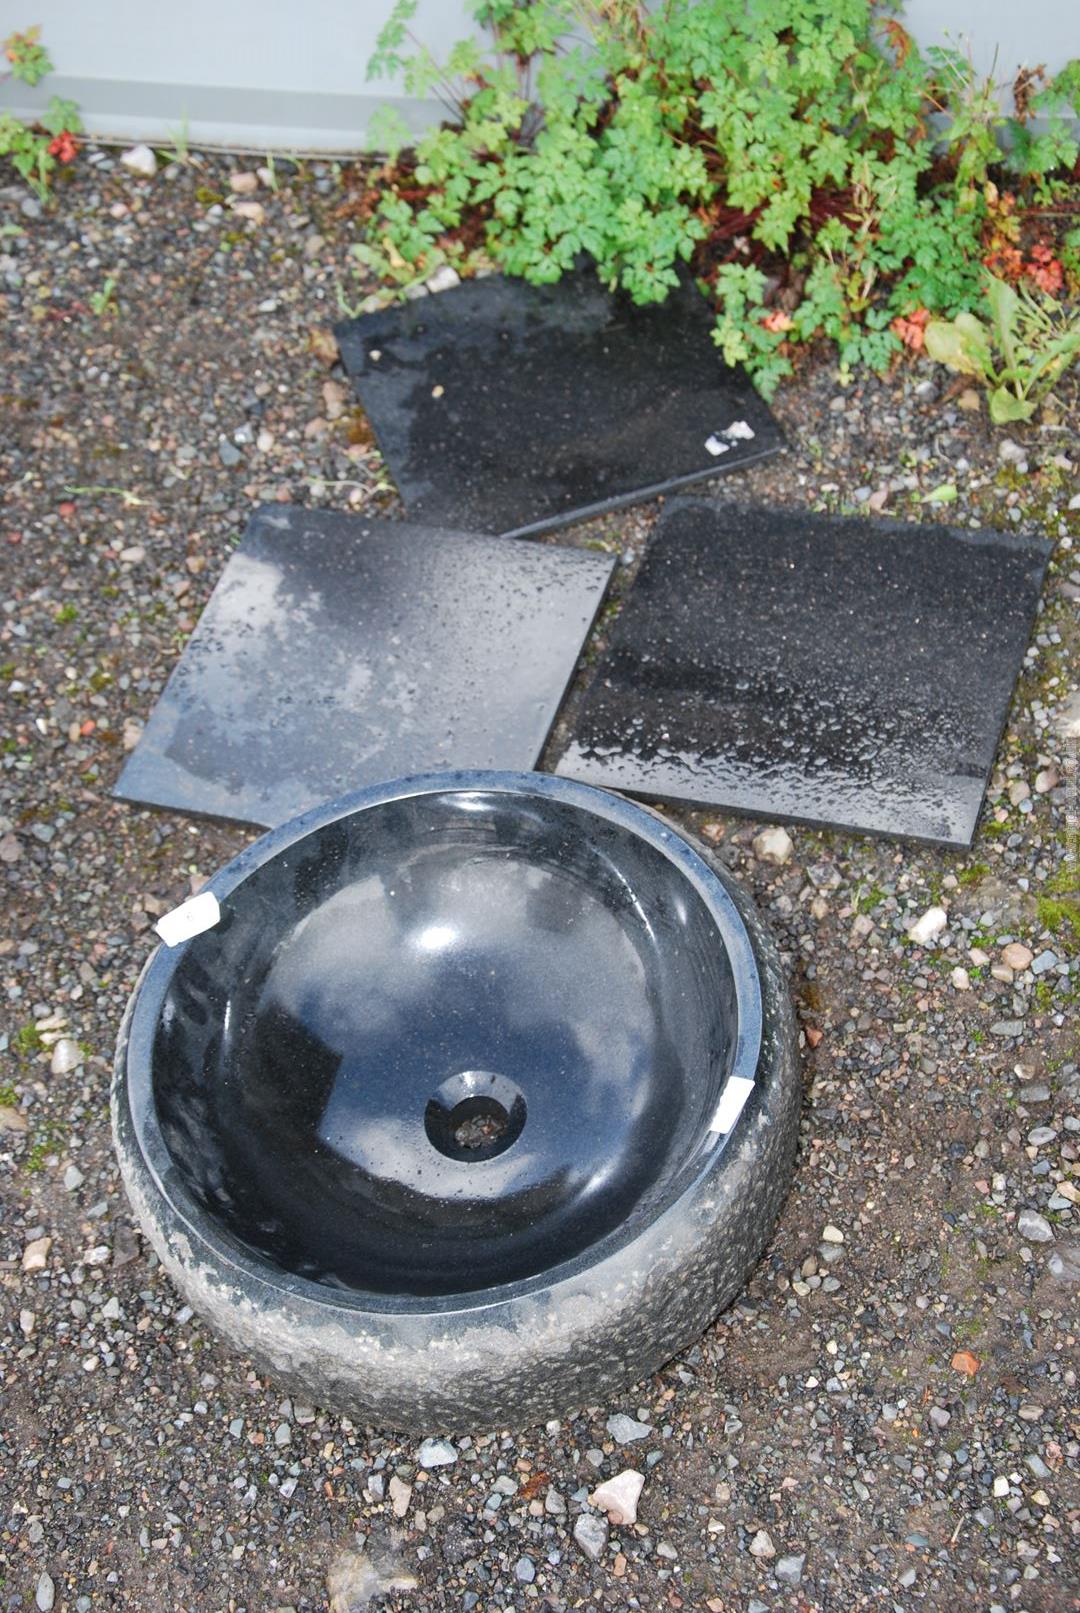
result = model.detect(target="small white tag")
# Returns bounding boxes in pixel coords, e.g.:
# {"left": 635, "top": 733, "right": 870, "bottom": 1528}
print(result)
{"left": 709, "top": 1075, "right": 755, "bottom": 1134}
{"left": 704, "top": 434, "right": 731, "bottom": 457}
{"left": 724, "top": 420, "right": 755, "bottom": 441}
{"left": 154, "top": 891, "right": 221, "bottom": 947}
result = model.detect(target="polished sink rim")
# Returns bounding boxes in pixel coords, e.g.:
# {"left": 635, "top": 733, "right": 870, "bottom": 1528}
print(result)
{"left": 119, "top": 770, "right": 763, "bottom": 1317}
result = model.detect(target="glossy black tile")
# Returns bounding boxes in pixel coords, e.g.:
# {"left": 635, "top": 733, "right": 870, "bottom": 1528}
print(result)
{"left": 114, "top": 507, "right": 614, "bottom": 829}
{"left": 556, "top": 500, "right": 1052, "bottom": 847}
{"left": 334, "top": 272, "right": 781, "bottom": 539}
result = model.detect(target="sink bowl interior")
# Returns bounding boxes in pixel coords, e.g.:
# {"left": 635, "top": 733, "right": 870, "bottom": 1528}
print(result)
{"left": 146, "top": 786, "right": 745, "bottom": 1297}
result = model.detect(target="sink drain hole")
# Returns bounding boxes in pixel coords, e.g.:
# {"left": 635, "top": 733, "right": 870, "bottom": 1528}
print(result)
{"left": 425, "top": 1077, "right": 526, "bottom": 1162}
{"left": 452, "top": 1097, "right": 509, "bottom": 1150}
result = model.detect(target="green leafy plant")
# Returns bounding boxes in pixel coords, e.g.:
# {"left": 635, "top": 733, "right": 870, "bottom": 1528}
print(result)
{"left": 0, "top": 26, "right": 81, "bottom": 199}
{"left": 925, "top": 272, "right": 1080, "bottom": 422}
{"left": 359, "top": 0, "right": 1079, "bottom": 394}
{"left": 89, "top": 275, "right": 118, "bottom": 318}
{"left": 1062, "top": 226, "right": 1080, "bottom": 291}
{"left": 1007, "top": 59, "right": 1080, "bottom": 182}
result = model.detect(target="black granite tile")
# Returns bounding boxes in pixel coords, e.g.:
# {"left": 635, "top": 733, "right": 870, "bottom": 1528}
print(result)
{"left": 556, "top": 501, "right": 1051, "bottom": 847}
{"left": 334, "top": 272, "right": 781, "bottom": 539}
{"left": 114, "top": 507, "right": 614, "bottom": 829}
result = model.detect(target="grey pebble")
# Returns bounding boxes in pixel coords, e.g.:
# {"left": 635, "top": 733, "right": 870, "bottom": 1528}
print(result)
{"left": 1017, "top": 1209, "right": 1054, "bottom": 1244}
{"left": 776, "top": 1553, "right": 806, "bottom": 1586}
{"left": 417, "top": 1437, "right": 457, "bottom": 1468}
{"left": 573, "top": 1513, "right": 609, "bottom": 1562}
{"left": 1047, "top": 1242, "right": 1080, "bottom": 1281}
{"left": 1027, "top": 1126, "right": 1057, "bottom": 1146}
{"left": 605, "top": 1413, "right": 653, "bottom": 1444}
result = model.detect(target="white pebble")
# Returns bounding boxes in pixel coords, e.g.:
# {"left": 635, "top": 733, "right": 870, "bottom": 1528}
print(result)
{"left": 752, "top": 825, "right": 794, "bottom": 866}
{"left": 50, "top": 1037, "right": 83, "bottom": 1075}
{"left": 1054, "top": 690, "right": 1080, "bottom": 740}
{"left": 908, "top": 906, "right": 947, "bottom": 946}
{"left": 589, "top": 1468, "right": 645, "bottom": 1525}
{"left": 120, "top": 144, "right": 157, "bottom": 178}
{"left": 427, "top": 265, "right": 462, "bottom": 294}
{"left": 22, "top": 1236, "right": 52, "bottom": 1272}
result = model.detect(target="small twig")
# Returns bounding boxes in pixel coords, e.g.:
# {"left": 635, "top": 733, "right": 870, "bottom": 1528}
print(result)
{"left": 64, "top": 484, "right": 149, "bottom": 508}
{"left": 404, "top": 27, "right": 468, "bottom": 121}
{"left": 306, "top": 477, "right": 383, "bottom": 491}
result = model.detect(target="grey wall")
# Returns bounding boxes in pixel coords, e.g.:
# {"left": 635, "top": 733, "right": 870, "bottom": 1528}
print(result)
{"left": 0, "top": 0, "right": 1075, "bottom": 153}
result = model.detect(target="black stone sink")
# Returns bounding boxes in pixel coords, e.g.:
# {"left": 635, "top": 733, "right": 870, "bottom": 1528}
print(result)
{"left": 114, "top": 772, "right": 799, "bottom": 1428}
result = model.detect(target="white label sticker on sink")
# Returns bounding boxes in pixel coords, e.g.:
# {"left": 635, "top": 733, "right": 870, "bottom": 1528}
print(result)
{"left": 155, "top": 891, "right": 221, "bottom": 947}
{"left": 709, "top": 1075, "right": 755, "bottom": 1134}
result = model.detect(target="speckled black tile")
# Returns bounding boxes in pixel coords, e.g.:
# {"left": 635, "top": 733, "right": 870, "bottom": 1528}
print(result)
{"left": 334, "top": 273, "right": 781, "bottom": 538}
{"left": 114, "top": 507, "right": 614, "bottom": 829}
{"left": 556, "top": 501, "right": 1052, "bottom": 847}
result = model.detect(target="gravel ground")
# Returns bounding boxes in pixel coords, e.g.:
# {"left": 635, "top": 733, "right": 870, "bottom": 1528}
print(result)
{"left": 1, "top": 148, "right": 1078, "bottom": 1613}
